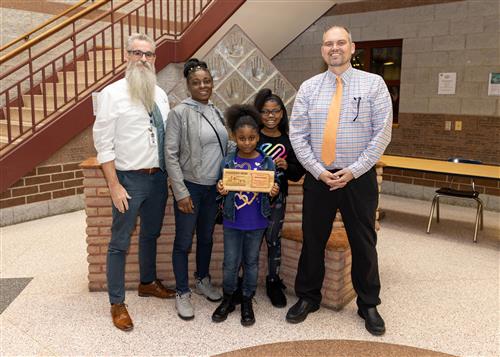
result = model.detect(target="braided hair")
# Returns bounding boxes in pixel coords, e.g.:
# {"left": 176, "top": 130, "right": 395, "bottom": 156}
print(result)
{"left": 183, "top": 58, "right": 211, "bottom": 80}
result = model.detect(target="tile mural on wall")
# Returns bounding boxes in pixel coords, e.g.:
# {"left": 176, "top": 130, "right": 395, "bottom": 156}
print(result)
{"left": 167, "top": 25, "right": 297, "bottom": 114}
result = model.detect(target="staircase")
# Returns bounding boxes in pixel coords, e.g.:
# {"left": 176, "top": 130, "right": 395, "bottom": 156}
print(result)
{"left": 3, "top": 48, "right": 123, "bottom": 138}
{"left": 0, "top": 0, "right": 245, "bottom": 192}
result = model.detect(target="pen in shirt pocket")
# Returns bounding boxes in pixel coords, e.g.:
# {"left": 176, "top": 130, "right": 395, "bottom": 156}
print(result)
{"left": 353, "top": 97, "right": 362, "bottom": 121}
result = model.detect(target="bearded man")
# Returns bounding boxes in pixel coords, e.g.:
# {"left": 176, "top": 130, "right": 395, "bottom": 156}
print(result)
{"left": 93, "top": 33, "right": 174, "bottom": 331}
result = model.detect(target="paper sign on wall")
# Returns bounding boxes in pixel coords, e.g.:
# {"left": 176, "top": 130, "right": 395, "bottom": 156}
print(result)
{"left": 488, "top": 73, "right": 500, "bottom": 96}
{"left": 438, "top": 72, "right": 456, "bottom": 95}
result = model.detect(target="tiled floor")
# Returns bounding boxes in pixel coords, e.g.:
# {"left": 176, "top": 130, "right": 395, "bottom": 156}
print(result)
{"left": 1, "top": 194, "right": 499, "bottom": 356}
{"left": 0, "top": 278, "right": 32, "bottom": 314}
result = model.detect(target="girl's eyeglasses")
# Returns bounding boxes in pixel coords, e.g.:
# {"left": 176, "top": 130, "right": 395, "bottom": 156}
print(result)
{"left": 260, "top": 108, "right": 282, "bottom": 116}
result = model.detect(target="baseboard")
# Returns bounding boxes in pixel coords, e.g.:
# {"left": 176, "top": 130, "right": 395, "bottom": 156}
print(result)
{"left": 0, "top": 194, "right": 84, "bottom": 226}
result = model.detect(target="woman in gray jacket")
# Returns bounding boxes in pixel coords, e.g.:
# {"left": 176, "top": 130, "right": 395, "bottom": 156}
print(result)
{"left": 165, "top": 59, "right": 229, "bottom": 320}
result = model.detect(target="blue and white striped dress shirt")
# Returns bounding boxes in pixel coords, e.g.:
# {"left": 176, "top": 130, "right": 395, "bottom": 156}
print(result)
{"left": 290, "top": 66, "right": 392, "bottom": 180}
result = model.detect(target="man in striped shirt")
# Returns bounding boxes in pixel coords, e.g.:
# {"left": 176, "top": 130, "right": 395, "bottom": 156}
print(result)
{"left": 286, "top": 26, "right": 392, "bottom": 336}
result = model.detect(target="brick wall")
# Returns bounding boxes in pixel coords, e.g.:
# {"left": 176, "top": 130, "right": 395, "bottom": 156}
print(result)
{"left": 386, "top": 113, "right": 500, "bottom": 165}
{"left": 0, "top": 127, "right": 96, "bottom": 226}
{"left": 82, "top": 158, "right": 384, "bottom": 309}
{"left": 0, "top": 162, "right": 84, "bottom": 209}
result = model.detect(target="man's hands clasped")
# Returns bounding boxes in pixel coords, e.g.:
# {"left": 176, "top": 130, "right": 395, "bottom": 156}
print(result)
{"left": 319, "top": 168, "right": 354, "bottom": 191}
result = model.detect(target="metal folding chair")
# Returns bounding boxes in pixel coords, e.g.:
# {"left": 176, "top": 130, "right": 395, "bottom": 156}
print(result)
{"left": 426, "top": 158, "right": 484, "bottom": 243}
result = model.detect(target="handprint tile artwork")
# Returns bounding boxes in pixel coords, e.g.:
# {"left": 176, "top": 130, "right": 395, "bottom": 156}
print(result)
{"left": 227, "top": 34, "right": 244, "bottom": 58}
{"left": 261, "top": 73, "right": 296, "bottom": 103}
{"left": 217, "top": 28, "right": 253, "bottom": 67}
{"left": 237, "top": 50, "right": 275, "bottom": 89}
{"left": 218, "top": 71, "right": 253, "bottom": 105}
{"left": 167, "top": 25, "right": 297, "bottom": 110}
{"left": 205, "top": 52, "right": 230, "bottom": 84}
{"left": 210, "top": 91, "right": 228, "bottom": 112}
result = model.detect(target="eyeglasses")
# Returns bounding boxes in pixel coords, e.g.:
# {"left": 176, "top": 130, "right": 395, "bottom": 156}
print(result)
{"left": 128, "top": 49, "right": 156, "bottom": 59}
{"left": 322, "top": 40, "right": 348, "bottom": 49}
{"left": 260, "top": 108, "right": 282, "bottom": 116}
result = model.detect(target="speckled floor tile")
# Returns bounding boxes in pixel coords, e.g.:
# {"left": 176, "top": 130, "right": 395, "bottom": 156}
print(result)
{"left": 0, "top": 195, "right": 498, "bottom": 356}
{"left": 0, "top": 316, "right": 54, "bottom": 356}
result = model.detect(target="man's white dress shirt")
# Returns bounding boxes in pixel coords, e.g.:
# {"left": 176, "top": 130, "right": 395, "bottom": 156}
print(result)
{"left": 93, "top": 78, "right": 170, "bottom": 170}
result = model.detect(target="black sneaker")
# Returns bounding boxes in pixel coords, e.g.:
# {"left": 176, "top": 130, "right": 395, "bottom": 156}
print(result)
{"left": 266, "top": 277, "right": 287, "bottom": 308}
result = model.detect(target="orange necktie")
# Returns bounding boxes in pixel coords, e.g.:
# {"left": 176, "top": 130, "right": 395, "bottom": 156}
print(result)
{"left": 321, "top": 76, "right": 343, "bottom": 166}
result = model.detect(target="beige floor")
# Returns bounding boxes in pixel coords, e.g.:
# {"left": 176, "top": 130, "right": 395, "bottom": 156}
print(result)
{"left": 1, "top": 194, "right": 499, "bottom": 357}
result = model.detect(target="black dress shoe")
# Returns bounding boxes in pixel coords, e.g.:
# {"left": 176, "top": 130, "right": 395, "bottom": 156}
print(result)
{"left": 266, "top": 277, "right": 287, "bottom": 308}
{"left": 286, "top": 298, "right": 319, "bottom": 324}
{"left": 358, "top": 307, "right": 386, "bottom": 336}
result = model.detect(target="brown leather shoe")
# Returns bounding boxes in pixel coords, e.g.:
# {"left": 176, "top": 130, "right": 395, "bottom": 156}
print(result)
{"left": 138, "top": 279, "right": 175, "bottom": 299}
{"left": 110, "top": 303, "right": 133, "bottom": 331}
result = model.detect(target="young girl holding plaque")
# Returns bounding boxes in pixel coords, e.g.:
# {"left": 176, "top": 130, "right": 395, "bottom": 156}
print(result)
{"left": 212, "top": 104, "right": 280, "bottom": 326}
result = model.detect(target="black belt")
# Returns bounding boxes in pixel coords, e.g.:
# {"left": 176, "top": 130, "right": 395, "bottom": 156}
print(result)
{"left": 130, "top": 167, "right": 161, "bottom": 175}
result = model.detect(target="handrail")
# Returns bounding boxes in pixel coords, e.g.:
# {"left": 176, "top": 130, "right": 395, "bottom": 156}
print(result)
{"left": 0, "top": 0, "right": 91, "bottom": 53}
{"left": 0, "top": 0, "right": 133, "bottom": 82}
{"left": 0, "top": 0, "right": 111, "bottom": 64}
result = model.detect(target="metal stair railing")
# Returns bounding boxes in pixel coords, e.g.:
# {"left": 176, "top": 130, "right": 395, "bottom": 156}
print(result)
{"left": 0, "top": 0, "right": 92, "bottom": 53}
{"left": 0, "top": 0, "right": 213, "bottom": 153}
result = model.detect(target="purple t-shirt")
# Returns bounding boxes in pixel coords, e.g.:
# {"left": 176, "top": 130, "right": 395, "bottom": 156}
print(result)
{"left": 223, "top": 154, "right": 269, "bottom": 231}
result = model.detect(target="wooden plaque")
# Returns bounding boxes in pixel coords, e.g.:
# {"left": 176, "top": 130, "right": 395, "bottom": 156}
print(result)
{"left": 222, "top": 169, "right": 275, "bottom": 192}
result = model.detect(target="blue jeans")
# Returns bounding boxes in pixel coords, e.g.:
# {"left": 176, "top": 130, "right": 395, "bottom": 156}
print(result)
{"left": 107, "top": 170, "right": 168, "bottom": 304}
{"left": 172, "top": 181, "right": 217, "bottom": 294}
{"left": 223, "top": 227, "right": 265, "bottom": 297}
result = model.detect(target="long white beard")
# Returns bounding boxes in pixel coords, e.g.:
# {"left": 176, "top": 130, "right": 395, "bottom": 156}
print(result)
{"left": 125, "top": 61, "right": 157, "bottom": 113}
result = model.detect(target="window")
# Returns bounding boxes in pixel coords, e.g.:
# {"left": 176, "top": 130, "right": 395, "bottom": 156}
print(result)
{"left": 351, "top": 39, "right": 402, "bottom": 123}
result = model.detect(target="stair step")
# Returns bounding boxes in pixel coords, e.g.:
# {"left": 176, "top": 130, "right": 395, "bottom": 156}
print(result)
{"left": 74, "top": 62, "right": 106, "bottom": 74}
{"left": 76, "top": 59, "right": 124, "bottom": 73}
{"left": 88, "top": 49, "right": 124, "bottom": 61}
{"left": 42, "top": 82, "right": 87, "bottom": 97}
{"left": 23, "top": 94, "right": 64, "bottom": 110}
{"left": 4, "top": 107, "right": 53, "bottom": 124}
{"left": 57, "top": 71, "right": 99, "bottom": 85}
{"left": 0, "top": 122, "right": 25, "bottom": 138}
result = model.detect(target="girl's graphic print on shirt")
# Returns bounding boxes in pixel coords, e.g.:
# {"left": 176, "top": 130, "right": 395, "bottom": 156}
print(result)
{"left": 259, "top": 143, "right": 287, "bottom": 161}
{"left": 233, "top": 160, "right": 260, "bottom": 210}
